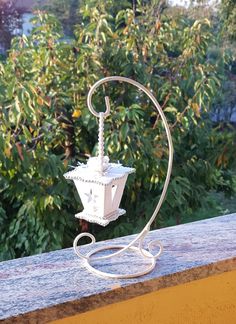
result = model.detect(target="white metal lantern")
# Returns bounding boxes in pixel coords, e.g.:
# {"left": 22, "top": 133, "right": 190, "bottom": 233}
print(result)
{"left": 64, "top": 156, "right": 135, "bottom": 226}
{"left": 64, "top": 76, "right": 174, "bottom": 279}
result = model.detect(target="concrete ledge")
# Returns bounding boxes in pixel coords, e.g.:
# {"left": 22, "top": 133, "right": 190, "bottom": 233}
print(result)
{"left": 0, "top": 214, "right": 236, "bottom": 323}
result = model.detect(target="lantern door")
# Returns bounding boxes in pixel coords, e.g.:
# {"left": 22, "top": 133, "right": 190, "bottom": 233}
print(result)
{"left": 74, "top": 180, "right": 105, "bottom": 217}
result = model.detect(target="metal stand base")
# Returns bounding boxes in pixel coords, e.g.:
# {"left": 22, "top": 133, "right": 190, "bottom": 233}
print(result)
{"left": 73, "top": 231, "right": 162, "bottom": 279}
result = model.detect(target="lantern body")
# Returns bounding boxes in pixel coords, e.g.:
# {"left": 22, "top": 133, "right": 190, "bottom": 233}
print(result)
{"left": 64, "top": 158, "right": 135, "bottom": 226}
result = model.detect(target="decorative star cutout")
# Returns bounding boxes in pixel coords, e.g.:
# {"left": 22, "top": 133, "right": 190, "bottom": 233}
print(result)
{"left": 85, "top": 189, "right": 98, "bottom": 205}
{"left": 85, "top": 189, "right": 93, "bottom": 203}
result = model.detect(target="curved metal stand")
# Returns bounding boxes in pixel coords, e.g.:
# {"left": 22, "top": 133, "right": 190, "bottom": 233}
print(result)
{"left": 73, "top": 76, "right": 173, "bottom": 279}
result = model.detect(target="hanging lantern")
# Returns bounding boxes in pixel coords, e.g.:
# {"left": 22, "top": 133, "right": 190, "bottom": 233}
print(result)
{"left": 64, "top": 76, "right": 174, "bottom": 279}
{"left": 64, "top": 96, "right": 135, "bottom": 226}
{"left": 64, "top": 155, "right": 135, "bottom": 226}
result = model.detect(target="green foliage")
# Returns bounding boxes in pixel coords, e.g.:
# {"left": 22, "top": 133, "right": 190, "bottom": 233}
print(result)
{"left": 220, "top": 0, "right": 236, "bottom": 41}
{"left": 38, "top": 0, "right": 80, "bottom": 36}
{"left": 0, "top": 2, "right": 235, "bottom": 261}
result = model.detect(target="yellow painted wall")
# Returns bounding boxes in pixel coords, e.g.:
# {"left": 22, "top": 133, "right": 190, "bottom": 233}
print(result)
{"left": 51, "top": 270, "right": 236, "bottom": 324}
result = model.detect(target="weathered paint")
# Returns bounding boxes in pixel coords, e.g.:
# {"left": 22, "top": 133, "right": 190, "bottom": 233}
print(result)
{"left": 51, "top": 270, "right": 236, "bottom": 324}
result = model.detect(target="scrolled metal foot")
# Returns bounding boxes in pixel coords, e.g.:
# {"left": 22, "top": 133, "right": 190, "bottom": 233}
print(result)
{"left": 73, "top": 232, "right": 162, "bottom": 279}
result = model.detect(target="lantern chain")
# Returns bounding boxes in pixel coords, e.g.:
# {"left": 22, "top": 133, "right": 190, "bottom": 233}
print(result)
{"left": 98, "top": 112, "right": 105, "bottom": 174}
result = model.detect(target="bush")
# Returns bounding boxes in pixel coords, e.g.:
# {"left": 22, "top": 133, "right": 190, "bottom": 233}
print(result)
{"left": 0, "top": 2, "right": 235, "bottom": 260}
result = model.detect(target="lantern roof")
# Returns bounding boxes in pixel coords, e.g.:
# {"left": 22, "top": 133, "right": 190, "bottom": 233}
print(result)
{"left": 64, "top": 156, "right": 135, "bottom": 186}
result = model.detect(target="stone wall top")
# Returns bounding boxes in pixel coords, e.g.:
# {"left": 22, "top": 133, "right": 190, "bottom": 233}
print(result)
{"left": 1, "top": 214, "right": 236, "bottom": 323}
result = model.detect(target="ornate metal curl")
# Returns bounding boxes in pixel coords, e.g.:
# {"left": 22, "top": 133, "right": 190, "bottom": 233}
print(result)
{"left": 73, "top": 76, "right": 173, "bottom": 279}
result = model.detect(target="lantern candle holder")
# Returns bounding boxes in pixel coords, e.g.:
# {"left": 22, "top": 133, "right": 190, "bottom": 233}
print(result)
{"left": 64, "top": 76, "right": 173, "bottom": 279}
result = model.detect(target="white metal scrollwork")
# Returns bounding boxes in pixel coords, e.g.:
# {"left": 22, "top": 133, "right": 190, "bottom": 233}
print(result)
{"left": 73, "top": 76, "right": 173, "bottom": 279}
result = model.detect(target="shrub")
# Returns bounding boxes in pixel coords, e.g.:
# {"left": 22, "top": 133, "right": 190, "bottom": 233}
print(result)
{"left": 0, "top": 2, "right": 235, "bottom": 260}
